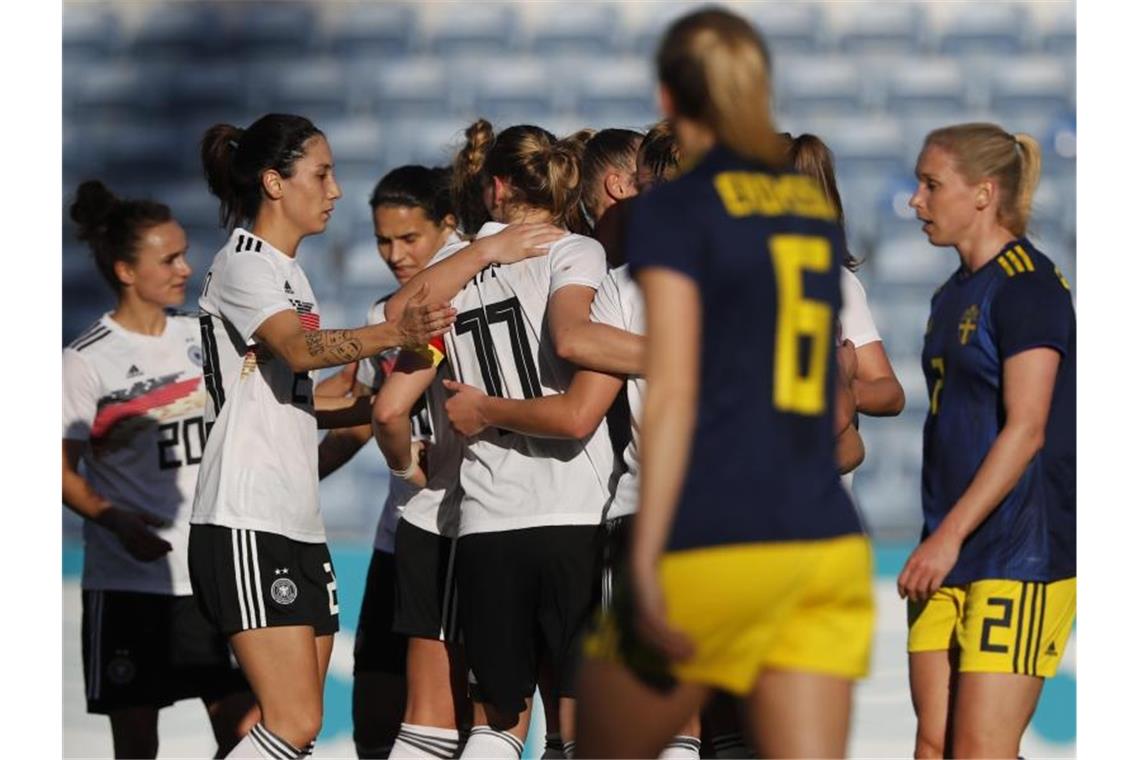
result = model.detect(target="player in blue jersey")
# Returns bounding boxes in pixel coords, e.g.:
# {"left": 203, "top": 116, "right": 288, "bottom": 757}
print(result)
{"left": 575, "top": 9, "right": 873, "bottom": 759}
{"left": 898, "top": 123, "right": 1075, "bottom": 759}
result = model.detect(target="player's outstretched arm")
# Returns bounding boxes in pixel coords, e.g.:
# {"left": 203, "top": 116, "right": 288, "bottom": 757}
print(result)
{"left": 548, "top": 284, "right": 645, "bottom": 375}
{"left": 384, "top": 223, "right": 566, "bottom": 323}
{"left": 442, "top": 369, "right": 623, "bottom": 439}
{"left": 372, "top": 351, "right": 439, "bottom": 484}
{"left": 852, "top": 341, "right": 906, "bottom": 417}
{"left": 62, "top": 440, "right": 172, "bottom": 561}
{"left": 898, "top": 347, "right": 1061, "bottom": 601}
{"left": 255, "top": 290, "right": 455, "bottom": 373}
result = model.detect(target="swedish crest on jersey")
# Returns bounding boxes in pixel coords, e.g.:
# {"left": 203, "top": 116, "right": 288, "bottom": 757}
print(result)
{"left": 958, "top": 305, "right": 980, "bottom": 345}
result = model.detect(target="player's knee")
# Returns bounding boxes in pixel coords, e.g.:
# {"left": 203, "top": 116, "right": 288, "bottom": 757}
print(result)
{"left": 264, "top": 703, "right": 323, "bottom": 748}
{"left": 913, "top": 729, "right": 945, "bottom": 758}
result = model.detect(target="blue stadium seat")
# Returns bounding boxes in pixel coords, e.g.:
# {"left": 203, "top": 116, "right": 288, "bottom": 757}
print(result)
{"left": 986, "top": 58, "right": 1073, "bottom": 118}
{"left": 869, "top": 228, "right": 959, "bottom": 290}
{"left": 936, "top": 3, "right": 1028, "bottom": 55}
{"left": 343, "top": 239, "right": 399, "bottom": 288}
{"left": 775, "top": 57, "right": 866, "bottom": 117}
{"left": 65, "top": 63, "right": 177, "bottom": 123}
{"left": 427, "top": 3, "right": 518, "bottom": 56}
{"left": 460, "top": 57, "right": 559, "bottom": 122}
{"left": 361, "top": 57, "right": 453, "bottom": 119}
{"left": 324, "top": 2, "right": 416, "bottom": 58}
{"left": 884, "top": 58, "right": 971, "bottom": 117}
{"left": 63, "top": 3, "right": 121, "bottom": 62}
{"left": 525, "top": 3, "right": 619, "bottom": 54}
{"left": 745, "top": 2, "right": 824, "bottom": 55}
{"left": 320, "top": 118, "right": 386, "bottom": 181}
{"left": 172, "top": 64, "right": 251, "bottom": 127}
{"left": 99, "top": 127, "right": 191, "bottom": 181}
{"left": 154, "top": 182, "right": 222, "bottom": 235}
{"left": 808, "top": 116, "right": 908, "bottom": 179}
{"left": 626, "top": 2, "right": 694, "bottom": 56}
{"left": 1039, "top": 6, "right": 1076, "bottom": 56}
{"left": 222, "top": 2, "right": 317, "bottom": 60}
{"left": 382, "top": 119, "right": 470, "bottom": 170}
{"left": 827, "top": 4, "right": 925, "bottom": 55}
{"left": 571, "top": 57, "right": 657, "bottom": 120}
{"left": 130, "top": 3, "right": 224, "bottom": 61}
{"left": 255, "top": 60, "right": 352, "bottom": 120}
{"left": 855, "top": 424, "right": 925, "bottom": 532}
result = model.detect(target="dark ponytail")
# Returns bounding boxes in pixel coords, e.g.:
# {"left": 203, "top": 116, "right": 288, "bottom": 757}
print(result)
{"left": 70, "top": 180, "right": 173, "bottom": 293}
{"left": 200, "top": 113, "right": 323, "bottom": 230}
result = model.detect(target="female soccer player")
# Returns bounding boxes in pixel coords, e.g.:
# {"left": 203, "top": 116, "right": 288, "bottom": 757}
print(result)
{"left": 574, "top": 9, "right": 873, "bottom": 759}
{"left": 580, "top": 129, "right": 643, "bottom": 229}
{"left": 373, "top": 119, "right": 616, "bottom": 759}
{"left": 188, "top": 114, "right": 456, "bottom": 759}
{"left": 63, "top": 180, "right": 257, "bottom": 758}
{"left": 898, "top": 123, "right": 1075, "bottom": 759}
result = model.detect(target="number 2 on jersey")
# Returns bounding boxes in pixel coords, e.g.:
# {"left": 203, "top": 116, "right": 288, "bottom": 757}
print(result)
{"left": 770, "top": 235, "right": 833, "bottom": 416}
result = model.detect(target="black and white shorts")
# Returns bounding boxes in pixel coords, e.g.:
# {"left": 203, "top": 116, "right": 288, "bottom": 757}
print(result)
{"left": 457, "top": 525, "right": 602, "bottom": 715}
{"left": 353, "top": 548, "right": 407, "bottom": 677}
{"left": 81, "top": 590, "right": 249, "bottom": 714}
{"left": 394, "top": 519, "right": 460, "bottom": 642}
{"left": 600, "top": 515, "right": 633, "bottom": 613}
{"left": 188, "top": 524, "right": 339, "bottom": 637}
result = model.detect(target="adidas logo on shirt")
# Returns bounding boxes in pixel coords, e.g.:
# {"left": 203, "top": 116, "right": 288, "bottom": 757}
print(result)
{"left": 284, "top": 280, "right": 294, "bottom": 294}
{"left": 1046, "top": 641, "right": 1058, "bottom": 656}
{"left": 127, "top": 365, "right": 143, "bottom": 378}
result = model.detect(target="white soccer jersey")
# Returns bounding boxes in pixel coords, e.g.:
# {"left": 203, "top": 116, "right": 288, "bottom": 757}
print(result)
{"left": 62, "top": 314, "right": 206, "bottom": 595}
{"left": 434, "top": 222, "right": 615, "bottom": 536}
{"left": 355, "top": 294, "right": 463, "bottom": 553}
{"left": 192, "top": 228, "right": 325, "bottom": 542}
{"left": 589, "top": 265, "right": 644, "bottom": 520}
{"left": 838, "top": 268, "right": 882, "bottom": 497}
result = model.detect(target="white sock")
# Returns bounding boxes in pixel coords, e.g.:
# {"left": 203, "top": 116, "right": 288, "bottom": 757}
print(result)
{"left": 390, "top": 724, "right": 462, "bottom": 759}
{"left": 541, "top": 732, "right": 564, "bottom": 760}
{"left": 561, "top": 739, "right": 576, "bottom": 759}
{"left": 225, "top": 723, "right": 304, "bottom": 759}
{"left": 711, "top": 732, "right": 751, "bottom": 759}
{"left": 459, "top": 726, "right": 524, "bottom": 759}
{"left": 660, "top": 735, "right": 702, "bottom": 759}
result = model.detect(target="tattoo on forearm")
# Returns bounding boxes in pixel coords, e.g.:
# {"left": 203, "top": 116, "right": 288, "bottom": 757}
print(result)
{"left": 305, "top": 329, "right": 365, "bottom": 363}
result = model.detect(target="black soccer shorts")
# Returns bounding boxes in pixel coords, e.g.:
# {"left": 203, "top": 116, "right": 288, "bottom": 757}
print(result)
{"left": 188, "top": 524, "right": 339, "bottom": 637}
{"left": 393, "top": 519, "right": 461, "bottom": 642}
{"left": 353, "top": 548, "right": 408, "bottom": 677}
{"left": 457, "top": 524, "right": 603, "bottom": 716}
{"left": 81, "top": 590, "right": 249, "bottom": 714}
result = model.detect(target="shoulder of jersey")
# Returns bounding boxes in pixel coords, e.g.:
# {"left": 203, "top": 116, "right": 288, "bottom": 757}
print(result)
{"left": 993, "top": 241, "right": 1070, "bottom": 291}
{"left": 553, "top": 231, "right": 604, "bottom": 254}
{"left": 368, "top": 291, "right": 396, "bottom": 324}
{"left": 66, "top": 319, "right": 112, "bottom": 353}
{"left": 229, "top": 230, "right": 269, "bottom": 255}
{"left": 165, "top": 307, "right": 202, "bottom": 320}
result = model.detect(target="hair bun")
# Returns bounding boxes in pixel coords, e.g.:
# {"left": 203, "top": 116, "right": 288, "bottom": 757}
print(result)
{"left": 70, "top": 180, "right": 119, "bottom": 241}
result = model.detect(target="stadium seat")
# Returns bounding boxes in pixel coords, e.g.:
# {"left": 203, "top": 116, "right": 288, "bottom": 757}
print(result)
{"left": 524, "top": 3, "right": 620, "bottom": 55}
{"left": 775, "top": 57, "right": 867, "bottom": 117}
{"left": 324, "top": 1, "right": 416, "bottom": 58}
{"left": 986, "top": 58, "right": 1073, "bottom": 119}
{"left": 171, "top": 64, "right": 251, "bottom": 128}
{"left": 63, "top": 3, "right": 121, "bottom": 62}
{"left": 382, "top": 119, "right": 471, "bottom": 170}
{"left": 255, "top": 60, "right": 352, "bottom": 120}
{"left": 130, "top": 2, "right": 224, "bottom": 62}
{"left": 883, "top": 58, "right": 972, "bottom": 117}
{"left": 826, "top": 3, "right": 925, "bottom": 55}
{"left": 221, "top": 1, "right": 317, "bottom": 61}
{"left": 1038, "top": 5, "right": 1076, "bottom": 56}
{"left": 626, "top": 1, "right": 695, "bottom": 55}
{"left": 743, "top": 2, "right": 824, "bottom": 56}
{"left": 869, "top": 228, "right": 959, "bottom": 289}
{"left": 426, "top": 3, "right": 518, "bottom": 56}
{"left": 935, "top": 3, "right": 1028, "bottom": 55}
{"left": 320, "top": 118, "right": 386, "bottom": 182}
{"left": 855, "top": 424, "right": 925, "bottom": 533}
{"left": 460, "top": 57, "right": 559, "bottom": 122}
{"left": 571, "top": 57, "right": 657, "bottom": 120}
{"left": 66, "top": 63, "right": 177, "bottom": 123}
{"left": 359, "top": 57, "right": 453, "bottom": 119}
{"left": 343, "top": 239, "right": 399, "bottom": 288}
{"left": 809, "top": 116, "right": 908, "bottom": 179}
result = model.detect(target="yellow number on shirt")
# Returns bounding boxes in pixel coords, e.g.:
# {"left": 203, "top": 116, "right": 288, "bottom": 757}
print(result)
{"left": 930, "top": 356, "right": 946, "bottom": 415}
{"left": 770, "top": 235, "right": 833, "bottom": 416}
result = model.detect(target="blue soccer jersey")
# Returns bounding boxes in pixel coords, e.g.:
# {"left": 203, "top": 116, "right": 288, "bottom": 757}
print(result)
{"left": 921, "top": 238, "right": 1076, "bottom": 584}
{"left": 627, "top": 145, "right": 862, "bottom": 552}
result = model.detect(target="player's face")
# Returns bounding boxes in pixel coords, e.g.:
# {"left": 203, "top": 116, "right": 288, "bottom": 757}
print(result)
{"left": 910, "top": 145, "right": 979, "bottom": 247}
{"left": 280, "top": 135, "right": 342, "bottom": 236}
{"left": 124, "top": 220, "right": 191, "bottom": 307}
{"left": 373, "top": 205, "right": 455, "bottom": 285}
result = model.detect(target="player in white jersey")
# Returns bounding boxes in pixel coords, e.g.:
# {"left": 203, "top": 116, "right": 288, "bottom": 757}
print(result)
{"left": 62, "top": 181, "right": 256, "bottom": 758}
{"left": 374, "top": 121, "right": 621, "bottom": 760}
{"left": 314, "top": 165, "right": 472, "bottom": 759}
{"left": 188, "top": 114, "right": 457, "bottom": 760}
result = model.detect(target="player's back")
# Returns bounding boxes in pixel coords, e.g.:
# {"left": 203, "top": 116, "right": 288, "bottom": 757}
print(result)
{"left": 437, "top": 221, "right": 615, "bottom": 535}
{"left": 626, "top": 145, "right": 861, "bottom": 551}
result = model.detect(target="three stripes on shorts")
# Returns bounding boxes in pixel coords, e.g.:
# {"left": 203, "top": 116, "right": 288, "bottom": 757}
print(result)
{"left": 231, "top": 528, "right": 268, "bottom": 630}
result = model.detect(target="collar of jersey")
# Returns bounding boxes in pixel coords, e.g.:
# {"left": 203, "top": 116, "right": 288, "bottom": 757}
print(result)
{"left": 475, "top": 221, "right": 508, "bottom": 239}
{"left": 100, "top": 312, "right": 173, "bottom": 342}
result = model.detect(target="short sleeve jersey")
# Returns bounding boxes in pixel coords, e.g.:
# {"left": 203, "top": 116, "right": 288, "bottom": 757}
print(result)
{"left": 838, "top": 268, "right": 882, "bottom": 498}
{"left": 626, "top": 145, "right": 860, "bottom": 552}
{"left": 192, "top": 229, "right": 324, "bottom": 542}
{"left": 589, "top": 265, "right": 644, "bottom": 520}
{"left": 432, "top": 222, "right": 615, "bottom": 535}
{"left": 921, "top": 239, "right": 1076, "bottom": 584}
{"left": 356, "top": 294, "right": 463, "bottom": 553}
{"left": 62, "top": 314, "right": 206, "bottom": 595}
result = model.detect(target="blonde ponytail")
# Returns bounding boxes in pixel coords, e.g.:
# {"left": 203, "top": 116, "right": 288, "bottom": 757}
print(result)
{"left": 1012, "top": 133, "right": 1042, "bottom": 237}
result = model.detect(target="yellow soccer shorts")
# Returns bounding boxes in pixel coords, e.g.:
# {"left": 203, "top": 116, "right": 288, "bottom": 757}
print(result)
{"left": 585, "top": 534, "right": 874, "bottom": 696}
{"left": 907, "top": 577, "right": 1076, "bottom": 677}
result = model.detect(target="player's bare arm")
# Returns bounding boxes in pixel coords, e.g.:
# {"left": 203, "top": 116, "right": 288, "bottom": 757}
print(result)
{"left": 548, "top": 284, "right": 645, "bottom": 375}
{"left": 255, "top": 291, "right": 455, "bottom": 373}
{"left": 442, "top": 369, "right": 623, "bottom": 439}
{"left": 383, "top": 222, "right": 565, "bottom": 322}
{"left": 852, "top": 341, "right": 906, "bottom": 416}
{"left": 318, "top": 425, "right": 373, "bottom": 479}
{"left": 898, "top": 347, "right": 1061, "bottom": 601}
{"left": 372, "top": 351, "right": 438, "bottom": 478}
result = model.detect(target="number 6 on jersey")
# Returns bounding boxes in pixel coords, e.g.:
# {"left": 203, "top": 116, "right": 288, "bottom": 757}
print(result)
{"left": 770, "top": 235, "right": 833, "bottom": 416}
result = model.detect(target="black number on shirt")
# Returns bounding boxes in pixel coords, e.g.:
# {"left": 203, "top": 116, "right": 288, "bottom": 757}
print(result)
{"left": 454, "top": 297, "right": 542, "bottom": 399}
{"left": 157, "top": 416, "right": 209, "bottom": 470}
{"left": 980, "top": 597, "right": 1013, "bottom": 653}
